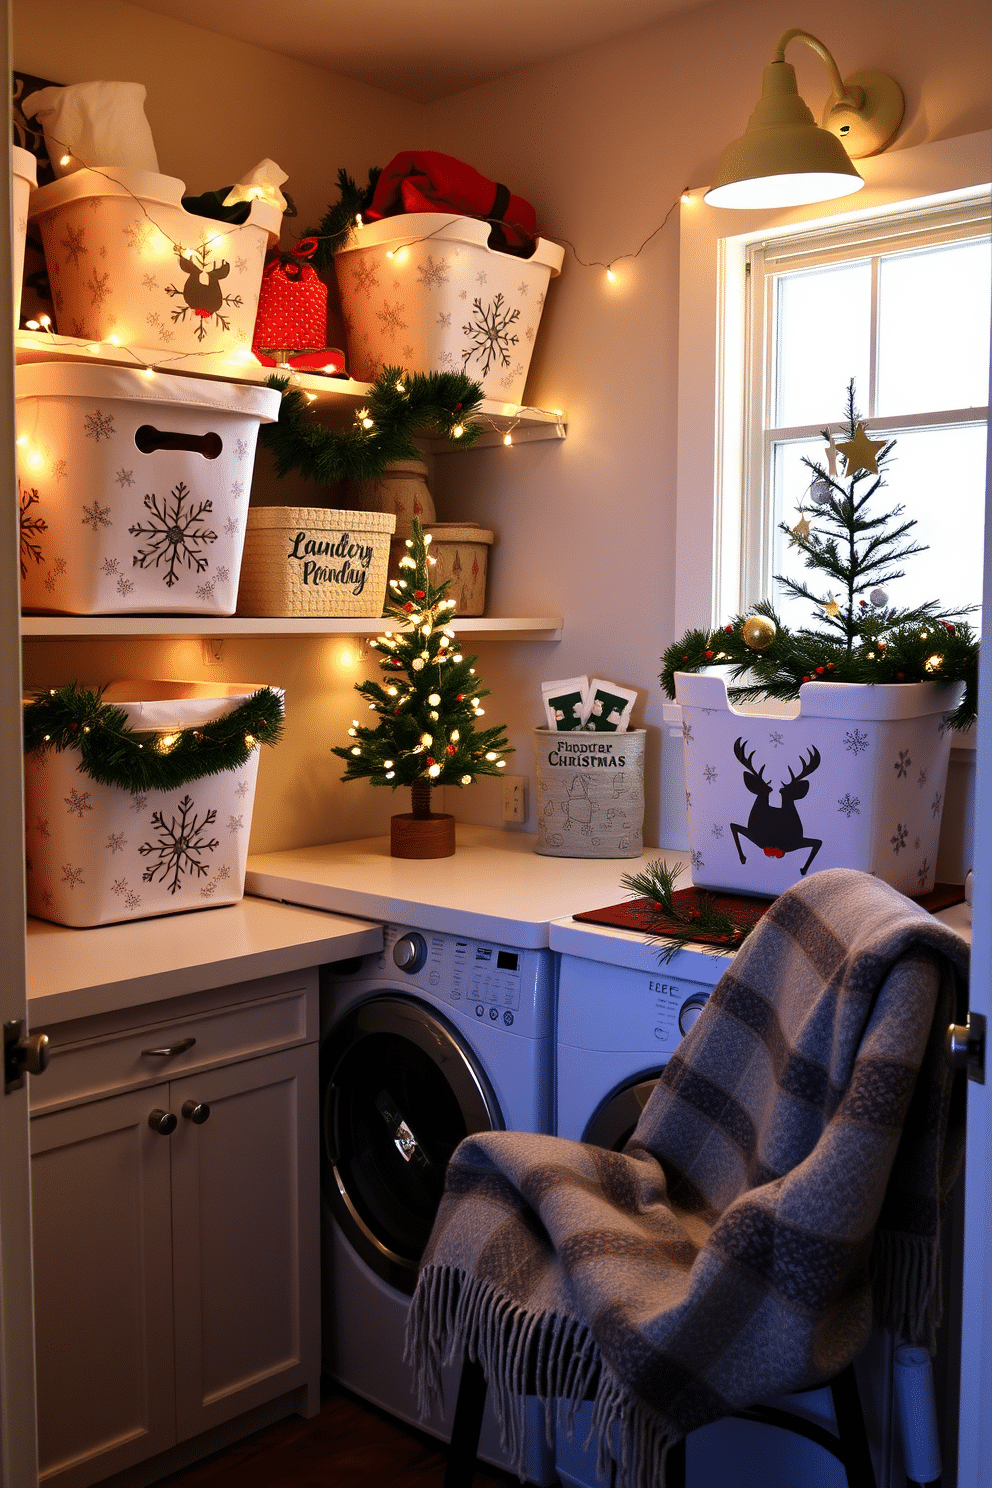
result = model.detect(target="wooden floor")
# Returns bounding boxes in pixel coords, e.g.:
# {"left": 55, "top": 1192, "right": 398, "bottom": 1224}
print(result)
{"left": 155, "top": 1381, "right": 527, "bottom": 1488}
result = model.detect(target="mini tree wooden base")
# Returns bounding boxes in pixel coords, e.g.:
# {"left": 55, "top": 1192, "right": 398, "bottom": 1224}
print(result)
{"left": 390, "top": 812, "right": 456, "bottom": 859}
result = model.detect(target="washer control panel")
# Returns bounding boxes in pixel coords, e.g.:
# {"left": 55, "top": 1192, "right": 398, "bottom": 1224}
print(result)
{"left": 556, "top": 953, "right": 726, "bottom": 1057}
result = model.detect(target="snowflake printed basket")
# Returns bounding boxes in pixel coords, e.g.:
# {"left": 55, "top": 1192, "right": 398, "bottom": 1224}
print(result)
{"left": 24, "top": 682, "right": 279, "bottom": 928}
{"left": 674, "top": 672, "right": 963, "bottom": 898}
{"left": 29, "top": 166, "right": 280, "bottom": 357}
{"left": 334, "top": 213, "right": 564, "bottom": 403}
{"left": 17, "top": 361, "right": 281, "bottom": 615}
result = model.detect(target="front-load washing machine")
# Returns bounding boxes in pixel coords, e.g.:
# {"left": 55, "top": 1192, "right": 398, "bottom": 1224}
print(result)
{"left": 552, "top": 928, "right": 895, "bottom": 1488}
{"left": 320, "top": 920, "right": 556, "bottom": 1484}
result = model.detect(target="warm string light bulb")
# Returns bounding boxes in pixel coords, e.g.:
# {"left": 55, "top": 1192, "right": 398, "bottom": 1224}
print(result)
{"left": 605, "top": 266, "right": 616, "bottom": 282}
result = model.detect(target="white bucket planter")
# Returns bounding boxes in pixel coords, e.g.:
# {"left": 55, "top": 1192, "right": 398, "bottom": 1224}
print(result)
{"left": 29, "top": 167, "right": 280, "bottom": 356}
{"left": 335, "top": 213, "right": 563, "bottom": 403}
{"left": 674, "top": 672, "right": 963, "bottom": 897}
{"left": 12, "top": 144, "right": 37, "bottom": 323}
{"left": 24, "top": 682, "right": 276, "bottom": 928}
{"left": 16, "top": 361, "right": 281, "bottom": 615}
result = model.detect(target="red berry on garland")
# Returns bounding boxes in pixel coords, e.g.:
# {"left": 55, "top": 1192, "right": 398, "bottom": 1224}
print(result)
{"left": 704, "top": 650, "right": 714, "bottom": 659}
{"left": 941, "top": 621, "right": 955, "bottom": 634}
{"left": 877, "top": 640, "right": 887, "bottom": 652}
{"left": 682, "top": 655, "right": 689, "bottom": 662}
{"left": 426, "top": 757, "right": 436, "bottom": 767}
{"left": 827, "top": 662, "right": 835, "bottom": 670}
{"left": 414, "top": 590, "right": 425, "bottom": 598}
{"left": 897, "top": 672, "right": 905, "bottom": 680}
{"left": 457, "top": 694, "right": 464, "bottom": 701}
{"left": 802, "top": 674, "right": 811, "bottom": 682}
{"left": 724, "top": 625, "right": 733, "bottom": 634}
{"left": 815, "top": 666, "right": 824, "bottom": 675}
{"left": 446, "top": 744, "right": 456, "bottom": 754}
{"left": 403, "top": 602, "right": 414, "bottom": 612}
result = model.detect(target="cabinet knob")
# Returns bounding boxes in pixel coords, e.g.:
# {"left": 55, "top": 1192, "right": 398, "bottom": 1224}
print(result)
{"left": 181, "top": 1100, "right": 211, "bottom": 1125}
{"left": 148, "top": 1108, "right": 177, "bottom": 1135}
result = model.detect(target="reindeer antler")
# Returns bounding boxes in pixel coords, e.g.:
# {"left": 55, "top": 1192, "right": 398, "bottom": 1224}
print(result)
{"left": 734, "top": 737, "right": 767, "bottom": 783}
{"left": 786, "top": 746, "right": 821, "bottom": 785}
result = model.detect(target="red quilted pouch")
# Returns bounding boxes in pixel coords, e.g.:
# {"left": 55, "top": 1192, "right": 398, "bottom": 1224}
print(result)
{"left": 252, "top": 237, "right": 328, "bottom": 355}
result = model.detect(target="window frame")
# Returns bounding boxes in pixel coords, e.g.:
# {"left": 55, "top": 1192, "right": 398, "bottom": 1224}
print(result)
{"left": 673, "top": 129, "right": 992, "bottom": 637}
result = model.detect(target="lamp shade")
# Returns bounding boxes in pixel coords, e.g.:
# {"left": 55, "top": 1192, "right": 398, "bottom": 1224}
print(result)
{"left": 705, "top": 60, "right": 864, "bottom": 209}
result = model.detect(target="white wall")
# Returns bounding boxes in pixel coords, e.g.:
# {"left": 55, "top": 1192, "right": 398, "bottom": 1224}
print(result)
{"left": 14, "top": 0, "right": 992, "bottom": 852}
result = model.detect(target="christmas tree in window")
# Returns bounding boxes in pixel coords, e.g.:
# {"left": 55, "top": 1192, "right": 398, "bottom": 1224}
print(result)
{"left": 332, "top": 520, "right": 512, "bottom": 857}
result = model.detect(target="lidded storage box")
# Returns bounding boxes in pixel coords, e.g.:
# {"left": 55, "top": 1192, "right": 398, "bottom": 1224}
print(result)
{"left": 422, "top": 523, "right": 493, "bottom": 615}
{"left": 675, "top": 672, "right": 962, "bottom": 898}
{"left": 24, "top": 681, "right": 282, "bottom": 928}
{"left": 335, "top": 213, "right": 564, "bottom": 403}
{"left": 16, "top": 361, "right": 281, "bottom": 615}
{"left": 534, "top": 728, "right": 645, "bottom": 859}
{"left": 237, "top": 507, "right": 396, "bottom": 617}
{"left": 29, "top": 167, "right": 280, "bottom": 356}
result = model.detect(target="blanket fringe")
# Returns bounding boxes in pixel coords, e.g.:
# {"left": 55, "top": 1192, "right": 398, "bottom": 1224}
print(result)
{"left": 405, "top": 1266, "right": 677, "bottom": 1488}
{"left": 871, "top": 1230, "right": 942, "bottom": 1352}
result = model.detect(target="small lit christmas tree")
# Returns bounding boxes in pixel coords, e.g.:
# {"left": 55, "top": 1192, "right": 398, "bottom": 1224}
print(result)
{"left": 662, "top": 380, "right": 979, "bottom": 729}
{"left": 332, "top": 520, "right": 513, "bottom": 854}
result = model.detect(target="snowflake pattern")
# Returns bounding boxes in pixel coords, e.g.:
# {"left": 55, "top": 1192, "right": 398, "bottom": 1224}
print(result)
{"left": 918, "top": 768, "right": 928, "bottom": 788}
{"left": 931, "top": 791, "right": 943, "bottom": 819}
{"left": 18, "top": 482, "right": 47, "bottom": 579}
{"left": 53, "top": 459, "right": 69, "bottom": 482}
{"left": 844, "top": 728, "right": 870, "bottom": 755}
{"left": 890, "top": 822, "right": 908, "bottom": 854}
{"left": 711, "top": 823, "right": 724, "bottom": 839}
{"left": 224, "top": 516, "right": 240, "bottom": 537}
{"left": 417, "top": 256, "right": 450, "bottom": 289}
{"left": 123, "top": 220, "right": 158, "bottom": 252}
{"left": 86, "top": 268, "right": 111, "bottom": 308}
{"left": 230, "top": 479, "right": 244, "bottom": 500}
{"left": 351, "top": 260, "right": 380, "bottom": 296}
{"left": 64, "top": 788, "right": 93, "bottom": 818}
{"left": 61, "top": 223, "right": 87, "bottom": 267}
{"left": 838, "top": 793, "right": 861, "bottom": 818}
{"left": 116, "top": 574, "right": 135, "bottom": 597}
{"left": 438, "top": 311, "right": 452, "bottom": 328}
{"left": 129, "top": 794, "right": 149, "bottom": 813}
{"left": 234, "top": 438, "right": 248, "bottom": 460}
{"left": 84, "top": 408, "right": 115, "bottom": 442}
{"left": 227, "top": 814, "right": 244, "bottom": 833}
{"left": 129, "top": 482, "right": 217, "bottom": 587}
{"left": 517, "top": 281, "right": 529, "bottom": 296}
{"left": 82, "top": 500, "right": 112, "bottom": 532}
{"left": 60, "top": 864, "right": 85, "bottom": 889}
{"left": 105, "top": 832, "right": 127, "bottom": 855}
{"left": 681, "top": 720, "right": 694, "bottom": 743}
{"left": 476, "top": 270, "right": 488, "bottom": 285}
{"left": 111, "top": 878, "right": 128, "bottom": 896}
{"left": 376, "top": 300, "right": 408, "bottom": 341}
{"left": 235, "top": 257, "right": 248, "bottom": 273}
{"left": 462, "top": 293, "right": 520, "bottom": 377}
{"left": 234, "top": 780, "right": 250, "bottom": 798}
{"left": 768, "top": 731, "right": 784, "bottom": 747}
{"left": 685, "top": 791, "right": 692, "bottom": 810}
{"left": 196, "top": 579, "right": 216, "bottom": 600}
{"left": 703, "top": 764, "right": 718, "bottom": 784}
{"left": 115, "top": 468, "right": 135, "bottom": 487}
{"left": 35, "top": 817, "right": 50, "bottom": 837}
{"left": 690, "top": 848, "right": 704, "bottom": 872}
{"left": 917, "top": 858, "right": 932, "bottom": 889}
{"left": 125, "top": 890, "right": 142, "bottom": 910}
{"left": 139, "top": 794, "right": 219, "bottom": 894}
{"left": 894, "top": 749, "right": 912, "bottom": 778}
{"left": 141, "top": 273, "right": 159, "bottom": 291}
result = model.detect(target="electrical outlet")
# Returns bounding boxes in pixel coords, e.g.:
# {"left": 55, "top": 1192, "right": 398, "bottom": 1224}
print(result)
{"left": 202, "top": 638, "right": 224, "bottom": 666}
{"left": 501, "top": 774, "right": 526, "bottom": 822}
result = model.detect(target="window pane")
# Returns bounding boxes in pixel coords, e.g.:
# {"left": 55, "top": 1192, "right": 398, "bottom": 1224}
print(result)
{"left": 770, "top": 424, "right": 986, "bottom": 627}
{"left": 877, "top": 238, "right": 992, "bottom": 415}
{"left": 773, "top": 262, "right": 871, "bottom": 428}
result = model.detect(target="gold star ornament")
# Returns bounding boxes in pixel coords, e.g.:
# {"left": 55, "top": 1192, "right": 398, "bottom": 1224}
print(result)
{"left": 790, "top": 517, "right": 811, "bottom": 546}
{"left": 836, "top": 423, "right": 886, "bottom": 476}
{"left": 822, "top": 592, "right": 842, "bottom": 618}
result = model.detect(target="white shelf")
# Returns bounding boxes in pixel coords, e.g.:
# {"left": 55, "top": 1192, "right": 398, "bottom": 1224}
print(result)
{"left": 14, "top": 331, "right": 567, "bottom": 446}
{"left": 21, "top": 614, "right": 563, "bottom": 641}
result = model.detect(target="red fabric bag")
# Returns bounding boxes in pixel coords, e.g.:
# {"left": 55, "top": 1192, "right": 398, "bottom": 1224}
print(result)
{"left": 366, "top": 150, "right": 537, "bottom": 255}
{"left": 252, "top": 237, "right": 328, "bottom": 354}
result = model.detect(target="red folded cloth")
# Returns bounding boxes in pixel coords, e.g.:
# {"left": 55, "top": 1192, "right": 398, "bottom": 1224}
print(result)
{"left": 366, "top": 150, "right": 537, "bottom": 255}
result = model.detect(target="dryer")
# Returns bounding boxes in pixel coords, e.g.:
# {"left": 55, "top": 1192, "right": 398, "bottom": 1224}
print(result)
{"left": 320, "top": 920, "right": 556, "bottom": 1484}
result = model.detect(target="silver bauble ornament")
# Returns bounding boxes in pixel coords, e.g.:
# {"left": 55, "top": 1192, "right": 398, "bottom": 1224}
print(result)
{"left": 809, "top": 479, "right": 832, "bottom": 505}
{"left": 742, "top": 615, "right": 777, "bottom": 651}
{"left": 869, "top": 587, "right": 888, "bottom": 608}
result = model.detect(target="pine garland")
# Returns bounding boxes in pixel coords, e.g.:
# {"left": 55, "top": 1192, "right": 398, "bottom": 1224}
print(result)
{"left": 331, "top": 519, "right": 512, "bottom": 815}
{"left": 23, "top": 685, "right": 284, "bottom": 793}
{"left": 661, "top": 382, "right": 980, "bottom": 730}
{"left": 259, "top": 366, "right": 486, "bottom": 485}
{"left": 621, "top": 860, "right": 758, "bottom": 963}
{"left": 308, "top": 167, "right": 382, "bottom": 276}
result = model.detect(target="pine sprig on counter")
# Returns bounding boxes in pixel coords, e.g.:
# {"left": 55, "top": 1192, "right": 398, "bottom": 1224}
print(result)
{"left": 259, "top": 365, "right": 485, "bottom": 484}
{"left": 621, "top": 860, "right": 757, "bottom": 963}
{"left": 23, "top": 684, "right": 284, "bottom": 793}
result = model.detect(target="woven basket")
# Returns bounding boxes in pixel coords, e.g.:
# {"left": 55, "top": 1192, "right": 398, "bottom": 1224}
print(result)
{"left": 237, "top": 507, "right": 395, "bottom": 617}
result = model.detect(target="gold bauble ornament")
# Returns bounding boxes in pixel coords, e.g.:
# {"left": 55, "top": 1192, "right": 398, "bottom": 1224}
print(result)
{"left": 742, "top": 615, "right": 777, "bottom": 651}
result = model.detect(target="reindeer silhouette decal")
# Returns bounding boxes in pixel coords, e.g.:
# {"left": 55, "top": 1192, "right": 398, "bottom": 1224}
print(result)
{"left": 165, "top": 245, "right": 243, "bottom": 341}
{"left": 730, "top": 738, "right": 823, "bottom": 875}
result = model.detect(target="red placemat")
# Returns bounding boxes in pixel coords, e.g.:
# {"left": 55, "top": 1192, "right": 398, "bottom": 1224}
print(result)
{"left": 573, "top": 883, "right": 966, "bottom": 946}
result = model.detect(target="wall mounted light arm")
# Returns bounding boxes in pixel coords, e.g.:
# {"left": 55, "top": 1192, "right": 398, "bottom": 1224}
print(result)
{"left": 703, "top": 30, "right": 904, "bottom": 210}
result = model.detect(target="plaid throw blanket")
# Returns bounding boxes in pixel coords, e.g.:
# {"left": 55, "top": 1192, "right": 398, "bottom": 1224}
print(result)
{"left": 406, "top": 868, "right": 969, "bottom": 1488}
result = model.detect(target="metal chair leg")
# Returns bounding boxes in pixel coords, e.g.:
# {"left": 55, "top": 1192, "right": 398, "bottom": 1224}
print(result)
{"left": 445, "top": 1354, "right": 488, "bottom": 1488}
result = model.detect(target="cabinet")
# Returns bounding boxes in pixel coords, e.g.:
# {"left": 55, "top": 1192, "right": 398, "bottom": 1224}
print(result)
{"left": 28, "top": 969, "right": 321, "bottom": 1488}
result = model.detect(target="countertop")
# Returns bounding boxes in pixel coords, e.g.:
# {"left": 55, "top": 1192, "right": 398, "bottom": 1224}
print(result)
{"left": 245, "top": 824, "right": 687, "bottom": 949}
{"left": 26, "top": 896, "right": 382, "bottom": 1024}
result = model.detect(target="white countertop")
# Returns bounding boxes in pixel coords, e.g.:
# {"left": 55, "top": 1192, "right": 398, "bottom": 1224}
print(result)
{"left": 246, "top": 824, "right": 687, "bottom": 949}
{"left": 27, "top": 897, "right": 383, "bottom": 1024}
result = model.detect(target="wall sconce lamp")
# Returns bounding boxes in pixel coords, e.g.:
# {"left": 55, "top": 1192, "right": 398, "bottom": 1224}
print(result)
{"left": 704, "top": 29, "right": 904, "bottom": 209}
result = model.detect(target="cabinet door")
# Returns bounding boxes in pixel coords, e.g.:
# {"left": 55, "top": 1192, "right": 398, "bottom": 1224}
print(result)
{"left": 170, "top": 1044, "right": 320, "bottom": 1439}
{"left": 30, "top": 1087, "right": 177, "bottom": 1488}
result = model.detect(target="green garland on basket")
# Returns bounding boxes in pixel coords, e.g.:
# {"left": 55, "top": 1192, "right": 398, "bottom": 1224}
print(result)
{"left": 661, "top": 381, "right": 980, "bottom": 731}
{"left": 259, "top": 366, "right": 486, "bottom": 485}
{"left": 23, "top": 685, "right": 284, "bottom": 794}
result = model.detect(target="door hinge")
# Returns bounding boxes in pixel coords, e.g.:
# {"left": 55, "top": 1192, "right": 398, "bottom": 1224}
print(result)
{"left": 945, "top": 1012, "right": 986, "bottom": 1084}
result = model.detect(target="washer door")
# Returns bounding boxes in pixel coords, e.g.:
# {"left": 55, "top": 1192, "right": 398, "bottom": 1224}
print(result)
{"left": 322, "top": 994, "right": 502, "bottom": 1295}
{"left": 583, "top": 1071, "right": 664, "bottom": 1152}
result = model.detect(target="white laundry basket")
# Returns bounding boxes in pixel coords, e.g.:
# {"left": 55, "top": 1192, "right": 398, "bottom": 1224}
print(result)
{"left": 335, "top": 213, "right": 563, "bottom": 403}
{"left": 29, "top": 166, "right": 280, "bottom": 356}
{"left": 16, "top": 361, "right": 281, "bottom": 614}
{"left": 24, "top": 680, "right": 282, "bottom": 928}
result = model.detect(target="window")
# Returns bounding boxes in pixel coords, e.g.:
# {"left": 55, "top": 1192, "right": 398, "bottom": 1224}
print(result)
{"left": 746, "top": 201, "right": 991, "bottom": 625}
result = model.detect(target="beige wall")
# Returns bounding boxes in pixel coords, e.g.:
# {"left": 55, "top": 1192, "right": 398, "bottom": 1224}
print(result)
{"left": 14, "top": 0, "right": 992, "bottom": 853}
